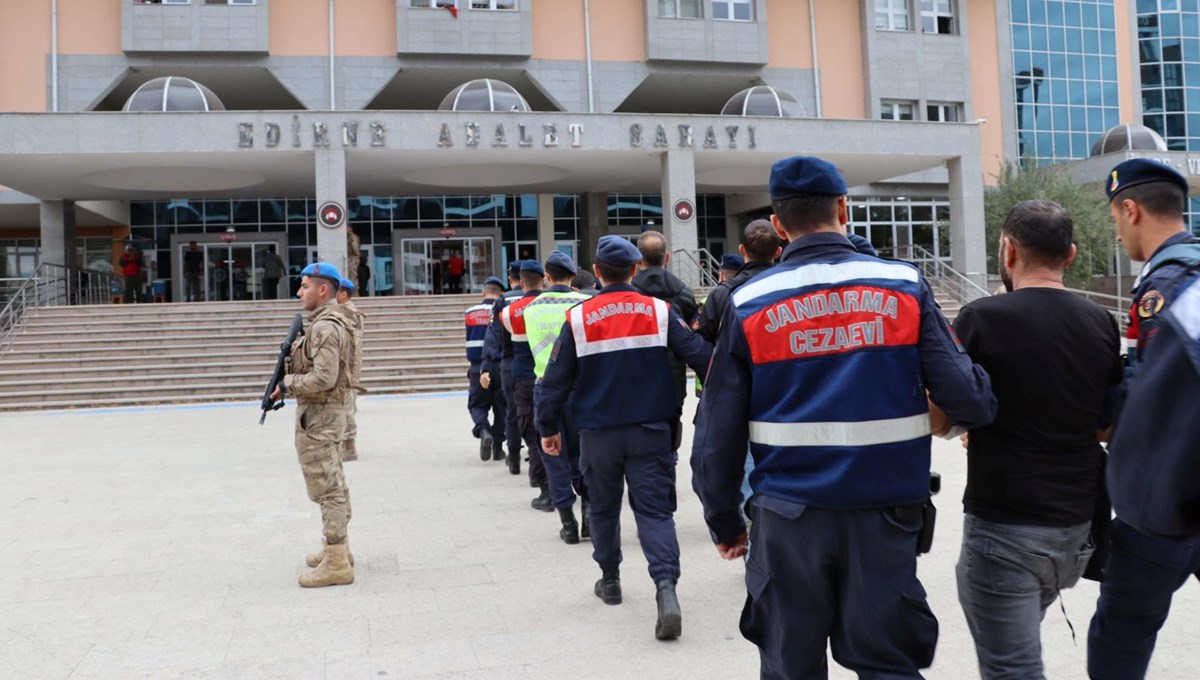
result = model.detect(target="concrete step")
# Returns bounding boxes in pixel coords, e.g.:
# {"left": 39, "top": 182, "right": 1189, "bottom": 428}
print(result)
{"left": 0, "top": 352, "right": 469, "bottom": 379}
{"left": 22, "top": 312, "right": 469, "bottom": 332}
{"left": 6, "top": 331, "right": 466, "bottom": 352}
{"left": 32, "top": 297, "right": 479, "bottom": 319}
{"left": 13, "top": 322, "right": 467, "bottom": 342}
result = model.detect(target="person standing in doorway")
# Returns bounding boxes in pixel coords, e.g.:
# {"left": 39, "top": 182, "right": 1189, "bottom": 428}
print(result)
{"left": 183, "top": 241, "right": 204, "bottom": 302}
{"left": 262, "top": 245, "right": 286, "bottom": 301}
{"left": 447, "top": 250, "right": 465, "bottom": 294}
{"left": 119, "top": 244, "right": 144, "bottom": 304}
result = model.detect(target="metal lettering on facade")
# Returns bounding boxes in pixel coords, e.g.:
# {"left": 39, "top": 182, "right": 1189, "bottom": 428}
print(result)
{"left": 238, "top": 118, "right": 760, "bottom": 151}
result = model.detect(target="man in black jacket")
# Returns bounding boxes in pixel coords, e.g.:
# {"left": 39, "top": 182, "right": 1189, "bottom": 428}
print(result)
{"left": 633, "top": 230, "right": 699, "bottom": 455}
{"left": 695, "top": 220, "right": 782, "bottom": 343}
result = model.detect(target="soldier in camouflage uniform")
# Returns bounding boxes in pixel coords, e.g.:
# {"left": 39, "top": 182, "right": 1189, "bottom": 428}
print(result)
{"left": 270, "top": 262, "right": 357, "bottom": 588}
{"left": 336, "top": 277, "right": 365, "bottom": 462}
{"left": 347, "top": 229, "right": 362, "bottom": 289}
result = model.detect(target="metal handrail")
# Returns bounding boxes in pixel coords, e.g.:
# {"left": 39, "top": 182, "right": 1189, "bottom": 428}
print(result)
{"left": 0, "top": 263, "right": 119, "bottom": 355}
{"left": 670, "top": 247, "right": 720, "bottom": 289}
{"left": 887, "top": 244, "right": 990, "bottom": 305}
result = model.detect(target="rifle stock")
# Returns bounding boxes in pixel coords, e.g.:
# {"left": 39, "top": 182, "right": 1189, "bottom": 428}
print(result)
{"left": 259, "top": 312, "right": 305, "bottom": 424}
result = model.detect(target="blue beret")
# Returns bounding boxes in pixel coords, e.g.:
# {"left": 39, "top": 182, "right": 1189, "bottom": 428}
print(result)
{"left": 719, "top": 254, "right": 744, "bottom": 271}
{"left": 546, "top": 250, "right": 579, "bottom": 275}
{"left": 300, "top": 262, "right": 343, "bottom": 285}
{"left": 1106, "top": 158, "right": 1189, "bottom": 201}
{"left": 595, "top": 235, "right": 642, "bottom": 266}
{"left": 338, "top": 277, "right": 356, "bottom": 292}
{"left": 508, "top": 260, "right": 523, "bottom": 276}
{"left": 483, "top": 276, "right": 504, "bottom": 287}
{"left": 847, "top": 233, "right": 878, "bottom": 257}
{"left": 770, "top": 155, "right": 848, "bottom": 201}
{"left": 520, "top": 259, "right": 545, "bottom": 276}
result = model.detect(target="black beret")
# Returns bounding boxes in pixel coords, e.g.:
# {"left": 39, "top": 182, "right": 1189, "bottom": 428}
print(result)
{"left": 1106, "top": 158, "right": 1189, "bottom": 201}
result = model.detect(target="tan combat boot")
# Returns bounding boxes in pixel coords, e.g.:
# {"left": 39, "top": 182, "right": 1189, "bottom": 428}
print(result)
{"left": 305, "top": 537, "right": 355, "bottom": 568}
{"left": 342, "top": 439, "right": 358, "bottom": 462}
{"left": 299, "top": 542, "right": 354, "bottom": 588}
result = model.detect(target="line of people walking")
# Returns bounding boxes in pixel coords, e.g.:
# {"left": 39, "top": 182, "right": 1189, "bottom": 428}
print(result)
{"left": 459, "top": 155, "right": 1200, "bottom": 679}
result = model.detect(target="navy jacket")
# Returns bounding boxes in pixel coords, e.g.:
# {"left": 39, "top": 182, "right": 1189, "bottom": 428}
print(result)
{"left": 535, "top": 284, "right": 712, "bottom": 435}
{"left": 691, "top": 232, "right": 996, "bottom": 544}
{"left": 464, "top": 300, "right": 495, "bottom": 364}
{"left": 481, "top": 287, "right": 523, "bottom": 375}
{"left": 1126, "top": 232, "right": 1200, "bottom": 364}
{"left": 1109, "top": 276, "right": 1200, "bottom": 538}
{"left": 500, "top": 290, "right": 543, "bottom": 382}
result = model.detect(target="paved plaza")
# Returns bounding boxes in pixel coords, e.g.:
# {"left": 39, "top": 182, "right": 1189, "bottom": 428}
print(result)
{"left": 2, "top": 393, "right": 1198, "bottom": 680}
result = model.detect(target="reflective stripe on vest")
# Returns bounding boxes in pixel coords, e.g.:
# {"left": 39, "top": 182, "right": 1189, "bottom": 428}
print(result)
{"left": 748, "top": 413, "right": 932, "bottom": 448}
{"left": 501, "top": 296, "right": 537, "bottom": 342}
{"left": 523, "top": 291, "right": 590, "bottom": 377}
{"left": 568, "top": 293, "right": 668, "bottom": 357}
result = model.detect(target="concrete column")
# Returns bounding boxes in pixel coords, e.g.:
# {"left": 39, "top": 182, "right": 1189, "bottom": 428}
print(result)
{"left": 947, "top": 154, "right": 988, "bottom": 288}
{"left": 536, "top": 194, "right": 556, "bottom": 265}
{"left": 580, "top": 192, "right": 608, "bottom": 266}
{"left": 39, "top": 200, "right": 77, "bottom": 268}
{"left": 660, "top": 149, "right": 699, "bottom": 286}
{"left": 315, "top": 148, "right": 347, "bottom": 275}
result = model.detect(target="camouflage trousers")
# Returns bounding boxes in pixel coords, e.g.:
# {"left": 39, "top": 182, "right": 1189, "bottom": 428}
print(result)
{"left": 344, "top": 392, "right": 357, "bottom": 442}
{"left": 295, "top": 401, "right": 352, "bottom": 545}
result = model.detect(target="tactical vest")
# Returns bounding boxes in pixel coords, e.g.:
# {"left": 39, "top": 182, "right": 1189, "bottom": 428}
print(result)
{"left": 730, "top": 257, "right": 931, "bottom": 508}
{"left": 523, "top": 290, "right": 590, "bottom": 378}
{"left": 566, "top": 290, "right": 675, "bottom": 430}
{"left": 464, "top": 302, "right": 493, "bottom": 363}
{"left": 501, "top": 293, "right": 541, "bottom": 380}
{"left": 291, "top": 304, "right": 355, "bottom": 405}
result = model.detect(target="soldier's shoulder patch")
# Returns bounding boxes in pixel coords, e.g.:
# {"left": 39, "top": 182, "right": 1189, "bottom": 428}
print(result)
{"left": 1138, "top": 290, "right": 1165, "bottom": 319}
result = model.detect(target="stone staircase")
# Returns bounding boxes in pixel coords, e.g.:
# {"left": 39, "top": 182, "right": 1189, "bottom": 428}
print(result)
{"left": 0, "top": 295, "right": 479, "bottom": 411}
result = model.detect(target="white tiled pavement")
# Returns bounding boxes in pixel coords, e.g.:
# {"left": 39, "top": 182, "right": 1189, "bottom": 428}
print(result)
{"left": 2, "top": 393, "right": 1198, "bottom": 679}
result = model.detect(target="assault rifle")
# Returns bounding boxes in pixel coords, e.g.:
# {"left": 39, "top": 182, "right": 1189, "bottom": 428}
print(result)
{"left": 259, "top": 312, "right": 304, "bottom": 424}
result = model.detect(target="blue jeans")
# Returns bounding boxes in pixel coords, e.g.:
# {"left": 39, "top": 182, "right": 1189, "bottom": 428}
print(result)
{"left": 957, "top": 514, "right": 1093, "bottom": 680}
{"left": 1087, "top": 518, "right": 1200, "bottom": 680}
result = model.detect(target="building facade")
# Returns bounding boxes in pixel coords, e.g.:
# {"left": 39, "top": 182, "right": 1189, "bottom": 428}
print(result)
{"left": 0, "top": 0, "right": 1191, "bottom": 301}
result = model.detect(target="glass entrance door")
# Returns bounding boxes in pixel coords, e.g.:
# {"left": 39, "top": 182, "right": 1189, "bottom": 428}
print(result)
{"left": 190, "top": 242, "right": 272, "bottom": 302}
{"left": 399, "top": 237, "right": 497, "bottom": 295}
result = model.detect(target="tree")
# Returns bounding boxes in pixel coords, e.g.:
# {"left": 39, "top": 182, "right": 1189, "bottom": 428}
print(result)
{"left": 984, "top": 161, "right": 1116, "bottom": 289}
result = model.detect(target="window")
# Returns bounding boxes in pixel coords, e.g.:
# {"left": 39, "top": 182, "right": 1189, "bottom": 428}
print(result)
{"left": 471, "top": 0, "right": 516, "bottom": 8}
{"left": 713, "top": 0, "right": 753, "bottom": 21}
{"left": 926, "top": 102, "right": 962, "bottom": 122}
{"left": 409, "top": 0, "right": 457, "bottom": 7}
{"left": 875, "top": 0, "right": 909, "bottom": 31}
{"left": 881, "top": 100, "right": 916, "bottom": 121}
{"left": 658, "top": 0, "right": 702, "bottom": 19}
{"left": 921, "top": 0, "right": 955, "bottom": 34}
{"left": 134, "top": 0, "right": 191, "bottom": 4}
{"left": 204, "top": 0, "right": 256, "bottom": 4}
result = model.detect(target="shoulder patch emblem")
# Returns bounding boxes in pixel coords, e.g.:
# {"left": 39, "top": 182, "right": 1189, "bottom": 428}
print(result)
{"left": 1137, "top": 290, "right": 1165, "bottom": 319}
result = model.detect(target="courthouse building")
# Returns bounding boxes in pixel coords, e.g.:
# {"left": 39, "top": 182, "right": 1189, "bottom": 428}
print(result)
{"left": 0, "top": 0, "right": 1195, "bottom": 300}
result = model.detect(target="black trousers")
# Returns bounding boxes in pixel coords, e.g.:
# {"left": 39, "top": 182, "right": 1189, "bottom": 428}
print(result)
{"left": 513, "top": 379, "right": 546, "bottom": 486}
{"left": 742, "top": 500, "right": 937, "bottom": 680}
{"left": 467, "top": 363, "right": 504, "bottom": 441}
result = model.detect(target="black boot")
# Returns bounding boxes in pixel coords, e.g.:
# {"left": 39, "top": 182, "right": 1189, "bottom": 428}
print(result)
{"left": 594, "top": 569, "right": 622, "bottom": 605}
{"left": 655, "top": 580, "right": 682, "bottom": 640}
{"left": 531, "top": 482, "right": 553, "bottom": 512}
{"left": 492, "top": 440, "right": 505, "bottom": 461}
{"left": 506, "top": 448, "right": 521, "bottom": 475}
{"left": 558, "top": 507, "right": 580, "bottom": 544}
{"left": 479, "top": 432, "right": 493, "bottom": 462}
{"left": 580, "top": 499, "right": 590, "bottom": 539}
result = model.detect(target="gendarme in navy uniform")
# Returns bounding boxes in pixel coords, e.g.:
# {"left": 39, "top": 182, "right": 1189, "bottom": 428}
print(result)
{"left": 535, "top": 235, "right": 712, "bottom": 641}
{"left": 481, "top": 261, "right": 526, "bottom": 473}
{"left": 1088, "top": 157, "right": 1200, "bottom": 680}
{"left": 691, "top": 156, "right": 996, "bottom": 679}
{"left": 466, "top": 276, "right": 507, "bottom": 462}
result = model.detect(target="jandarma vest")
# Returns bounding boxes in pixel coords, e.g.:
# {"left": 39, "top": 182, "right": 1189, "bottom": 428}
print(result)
{"left": 566, "top": 290, "right": 675, "bottom": 430}
{"left": 730, "top": 257, "right": 932, "bottom": 508}
{"left": 523, "top": 290, "right": 591, "bottom": 379}
{"left": 464, "top": 302, "right": 493, "bottom": 363}
{"left": 501, "top": 293, "right": 541, "bottom": 380}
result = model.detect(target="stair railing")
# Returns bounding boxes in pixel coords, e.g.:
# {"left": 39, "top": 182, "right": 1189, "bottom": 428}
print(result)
{"left": 670, "top": 247, "right": 721, "bottom": 289}
{"left": 887, "top": 244, "right": 990, "bottom": 306}
{"left": 0, "top": 263, "right": 118, "bottom": 355}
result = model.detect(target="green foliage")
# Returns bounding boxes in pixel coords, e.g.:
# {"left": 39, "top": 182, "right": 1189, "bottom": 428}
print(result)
{"left": 983, "top": 161, "right": 1116, "bottom": 289}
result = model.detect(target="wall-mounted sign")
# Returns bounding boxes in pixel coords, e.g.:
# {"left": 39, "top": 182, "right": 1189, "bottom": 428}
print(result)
{"left": 672, "top": 199, "right": 696, "bottom": 223}
{"left": 318, "top": 201, "right": 345, "bottom": 229}
{"left": 440, "top": 226, "right": 457, "bottom": 238}
{"left": 218, "top": 232, "right": 238, "bottom": 243}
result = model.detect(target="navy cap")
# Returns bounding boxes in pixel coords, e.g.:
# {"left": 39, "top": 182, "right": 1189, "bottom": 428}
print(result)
{"left": 483, "top": 276, "right": 504, "bottom": 287}
{"left": 338, "top": 277, "right": 356, "bottom": 292}
{"left": 300, "top": 262, "right": 343, "bottom": 285}
{"left": 545, "top": 250, "right": 579, "bottom": 275}
{"left": 847, "top": 233, "right": 879, "bottom": 257}
{"left": 719, "top": 254, "right": 744, "bottom": 271}
{"left": 1106, "top": 158, "right": 1189, "bottom": 201}
{"left": 520, "top": 259, "right": 545, "bottom": 276}
{"left": 595, "top": 235, "right": 642, "bottom": 266}
{"left": 769, "top": 155, "right": 849, "bottom": 201}
{"left": 508, "top": 260, "right": 522, "bottom": 277}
